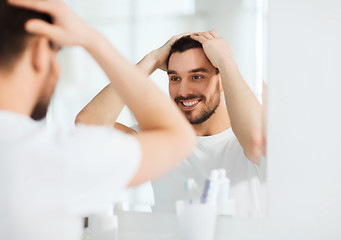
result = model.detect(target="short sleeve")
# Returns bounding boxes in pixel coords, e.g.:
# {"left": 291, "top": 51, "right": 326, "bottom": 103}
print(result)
{"left": 59, "top": 124, "right": 141, "bottom": 216}
{"left": 129, "top": 124, "right": 140, "bottom": 132}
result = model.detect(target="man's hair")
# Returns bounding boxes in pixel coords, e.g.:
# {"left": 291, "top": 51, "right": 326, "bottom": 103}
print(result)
{"left": 166, "top": 36, "right": 202, "bottom": 68}
{"left": 166, "top": 35, "right": 219, "bottom": 74}
{"left": 0, "top": 0, "right": 52, "bottom": 70}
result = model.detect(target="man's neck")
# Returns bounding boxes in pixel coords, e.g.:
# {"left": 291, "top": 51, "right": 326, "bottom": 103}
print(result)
{"left": 0, "top": 71, "right": 36, "bottom": 116}
{"left": 192, "top": 98, "right": 231, "bottom": 136}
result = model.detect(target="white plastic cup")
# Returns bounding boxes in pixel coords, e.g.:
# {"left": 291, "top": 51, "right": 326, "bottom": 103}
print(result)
{"left": 176, "top": 200, "right": 217, "bottom": 240}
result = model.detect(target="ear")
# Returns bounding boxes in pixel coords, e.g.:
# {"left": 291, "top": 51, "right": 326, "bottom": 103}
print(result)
{"left": 30, "top": 37, "right": 51, "bottom": 78}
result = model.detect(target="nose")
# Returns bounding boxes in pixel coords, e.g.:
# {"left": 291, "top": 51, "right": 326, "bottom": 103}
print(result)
{"left": 178, "top": 79, "right": 195, "bottom": 97}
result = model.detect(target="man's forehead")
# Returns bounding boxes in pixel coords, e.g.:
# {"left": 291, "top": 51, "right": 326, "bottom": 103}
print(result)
{"left": 168, "top": 48, "right": 215, "bottom": 74}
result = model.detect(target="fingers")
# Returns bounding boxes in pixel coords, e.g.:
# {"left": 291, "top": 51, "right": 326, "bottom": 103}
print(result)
{"left": 209, "top": 30, "right": 220, "bottom": 38}
{"left": 168, "top": 32, "right": 193, "bottom": 46}
{"left": 201, "top": 32, "right": 215, "bottom": 39}
{"left": 175, "top": 32, "right": 193, "bottom": 40}
{"left": 190, "top": 30, "right": 221, "bottom": 43}
{"left": 8, "top": 0, "right": 84, "bottom": 46}
{"left": 25, "top": 19, "right": 58, "bottom": 37}
{"left": 190, "top": 34, "right": 207, "bottom": 44}
{"left": 7, "top": 0, "right": 55, "bottom": 15}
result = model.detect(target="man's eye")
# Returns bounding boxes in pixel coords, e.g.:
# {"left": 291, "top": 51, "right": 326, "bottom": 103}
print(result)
{"left": 192, "top": 75, "right": 203, "bottom": 80}
{"left": 170, "top": 77, "right": 180, "bottom": 81}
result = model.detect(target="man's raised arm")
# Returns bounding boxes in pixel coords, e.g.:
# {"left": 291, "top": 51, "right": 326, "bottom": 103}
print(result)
{"left": 75, "top": 33, "right": 190, "bottom": 128}
{"left": 191, "top": 31, "right": 264, "bottom": 164}
{"left": 9, "top": 0, "right": 196, "bottom": 186}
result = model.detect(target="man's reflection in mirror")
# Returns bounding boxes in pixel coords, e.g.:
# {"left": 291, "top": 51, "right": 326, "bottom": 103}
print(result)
{"left": 77, "top": 31, "right": 266, "bottom": 217}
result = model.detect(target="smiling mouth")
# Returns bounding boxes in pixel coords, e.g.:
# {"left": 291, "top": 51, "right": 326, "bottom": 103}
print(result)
{"left": 182, "top": 100, "right": 199, "bottom": 106}
{"left": 179, "top": 99, "right": 201, "bottom": 110}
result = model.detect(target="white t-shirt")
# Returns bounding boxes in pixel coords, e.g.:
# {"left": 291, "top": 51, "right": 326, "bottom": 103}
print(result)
{"left": 151, "top": 128, "right": 265, "bottom": 217}
{"left": 0, "top": 110, "right": 141, "bottom": 240}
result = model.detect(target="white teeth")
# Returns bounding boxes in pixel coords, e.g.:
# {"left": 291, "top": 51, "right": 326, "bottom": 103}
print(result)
{"left": 183, "top": 100, "right": 198, "bottom": 107}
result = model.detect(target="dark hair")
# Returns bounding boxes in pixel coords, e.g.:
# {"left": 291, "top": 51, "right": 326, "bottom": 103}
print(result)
{"left": 166, "top": 36, "right": 202, "bottom": 68}
{"left": 166, "top": 35, "right": 219, "bottom": 74}
{"left": 0, "top": 0, "right": 52, "bottom": 70}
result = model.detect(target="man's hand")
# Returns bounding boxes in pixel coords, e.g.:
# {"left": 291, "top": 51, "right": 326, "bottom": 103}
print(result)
{"left": 190, "top": 31, "right": 236, "bottom": 70}
{"left": 152, "top": 32, "right": 192, "bottom": 71}
{"left": 8, "top": 0, "right": 93, "bottom": 47}
{"left": 136, "top": 32, "right": 192, "bottom": 75}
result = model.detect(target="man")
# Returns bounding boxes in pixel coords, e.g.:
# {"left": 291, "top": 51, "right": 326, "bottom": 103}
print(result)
{"left": 77, "top": 32, "right": 266, "bottom": 216}
{"left": 0, "top": 1, "right": 195, "bottom": 239}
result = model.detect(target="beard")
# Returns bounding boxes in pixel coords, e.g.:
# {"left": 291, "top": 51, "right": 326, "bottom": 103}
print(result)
{"left": 188, "top": 98, "right": 220, "bottom": 124}
{"left": 31, "top": 98, "right": 50, "bottom": 121}
{"left": 31, "top": 66, "right": 54, "bottom": 121}
{"left": 30, "top": 52, "right": 60, "bottom": 121}
{"left": 174, "top": 82, "right": 221, "bottom": 125}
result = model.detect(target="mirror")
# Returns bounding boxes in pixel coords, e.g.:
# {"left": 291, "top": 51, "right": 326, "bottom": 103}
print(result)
{"left": 49, "top": 0, "right": 267, "bottom": 216}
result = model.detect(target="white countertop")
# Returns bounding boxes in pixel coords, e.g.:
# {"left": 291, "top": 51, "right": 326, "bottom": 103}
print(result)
{"left": 115, "top": 211, "right": 265, "bottom": 240}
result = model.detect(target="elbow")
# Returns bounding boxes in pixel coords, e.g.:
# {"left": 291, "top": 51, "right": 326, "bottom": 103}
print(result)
{"left": 74, "top": 113, "right": 83, "bottom": 125}
{"left": 244, "top": 133, "right": 264, "bottom": 165}
{"left": 74, "top": 110, "right": 88, "bottom": 125}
